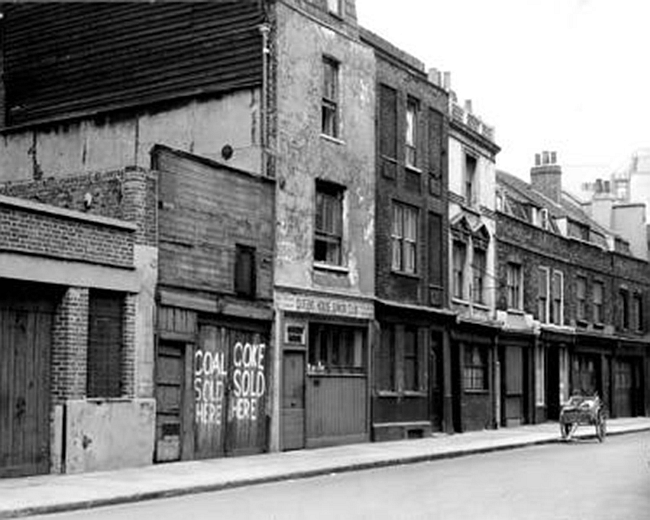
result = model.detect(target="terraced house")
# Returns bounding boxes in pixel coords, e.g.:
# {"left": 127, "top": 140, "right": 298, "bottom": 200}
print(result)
{"left": 496, "top": 152, "right": 650, "bottom": 424}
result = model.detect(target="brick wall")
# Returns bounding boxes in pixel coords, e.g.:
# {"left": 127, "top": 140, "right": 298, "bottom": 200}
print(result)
{"left": 51, "top": 287, "right": 89, "bottom": 404}
{"left": 121, "top": 294, "right": 137, "bottom": 398}
{"left": 0, "top": 167, "right": 157, "bottom": 247}
{"left": 496, "top": 212, "right": 650, "bottom": 334}
{"left": 371, "top": 45, "right": 449, "bottom": 307}
{"left": 0, "top": 203, "right": 134, "bottom": 268}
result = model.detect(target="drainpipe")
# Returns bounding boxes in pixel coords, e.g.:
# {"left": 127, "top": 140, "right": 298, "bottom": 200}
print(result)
{"left": 259, "top": 23, "right": 271, "bottom": 178}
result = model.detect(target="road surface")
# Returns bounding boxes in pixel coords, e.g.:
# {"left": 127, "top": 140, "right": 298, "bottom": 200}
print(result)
{"left": 27, "top": 432, "right": 650, "bottom": 520}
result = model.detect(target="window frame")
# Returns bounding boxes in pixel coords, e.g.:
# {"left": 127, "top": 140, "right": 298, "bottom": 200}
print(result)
{"left": 464, "top": 153, "right": 478, "bottom": 206}
{"left": 391, "top": 201, "right": 418, "bottom": 274}
{"left": 405, "top": 97, "right": 419, "bottom": 169}
{"left": 619, "top": 289, "right": 630, "bottom": 330}
{"left": 593, "top": 281, "right": 604, "bottom": 324}
{"left": 633, "top": 293, "right": 644, "bottom": 332}
{"left": 314, "top": 179, "right": 345, "bottom": 266}
{"left": 471, "top": 246, "right": 487, "bottom": 305}
{"left": 576, "top": 275, "right": 587, "bottom": 322}
{"left": 551, "top": 270, "right": 564, "bottom": 326}
{"left": 452, "top": 240, "right": 467, "bottom": 300}
{"left": 463, "top": 344, "right": 488, "bottom": 392}
{"left": 321, "top": 56, "right": 340, "bottom": 139}
{"left": 537, "top": 266, "right": 550, "bottom": 323}
{"left": 506, "top": 262, "right": 523, "bottom": 311}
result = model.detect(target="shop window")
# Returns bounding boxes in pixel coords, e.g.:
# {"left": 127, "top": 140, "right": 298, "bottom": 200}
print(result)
{"left": 405, "top": 97, "right": 419, "bottom": 168}
{"left": 506, "top": 262, "right": 523, "bottom": 310}
{"left": 314, "top": 180, "right": 344, "bottom": 265}
{"left": 593, "top": 281, "right": 604, "bottom": 324}
{"left": 551, "top": 270, "right": 564, "bottom": 325}
{"left": 403, "top": 327, "right": 419, "bottom": 391}
{"left": 576, "top": 276, "right": 587, "bottom": 322}
{"left": 377, "top": 325, "right": 396, "bottom": 391}
{"left": 87, "top": 290, "right": 123, "bottom": 398}
{"left": 472, "top": 247, "right": 486, "bottom": 304}
{"left": 308, "top": 323, "right": 365, "bottom": 375}
{"left": 391, "top": 202, "right": 418, "bottom": 274}
{"left": 537, "top": 267, "right": 549, "bottom": 323}
{"left": 322, "top": 57, "right": 339, "bottom": 138}
{"left": 234, "top": 244, "right": 256, "bottom": 298}
{"left": 452, "top": 240, "right": 466, "bottom": 300}
{"left": 463, "top": 345, "right": 487, "bottom": 391}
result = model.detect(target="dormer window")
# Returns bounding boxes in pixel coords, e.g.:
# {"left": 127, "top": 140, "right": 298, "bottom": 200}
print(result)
{"left": 540, "top": 208, "right": 549, "bottom": 230}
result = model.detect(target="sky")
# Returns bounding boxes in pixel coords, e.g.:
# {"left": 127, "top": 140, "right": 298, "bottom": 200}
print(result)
{"left": 356, "top": 0, "right": 650, "bottom": 196}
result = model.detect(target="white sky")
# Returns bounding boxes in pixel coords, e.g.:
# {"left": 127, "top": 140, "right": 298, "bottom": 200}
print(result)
{"left": 356, "top": 0, "right": 650, "bottom": 195}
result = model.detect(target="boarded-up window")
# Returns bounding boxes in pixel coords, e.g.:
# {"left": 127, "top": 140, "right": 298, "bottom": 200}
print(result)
{"left": 428, "top": 212, "right": 443, "bottom": 287}
{"left": 428, "top": 108, "right": 443, "bottom": 196}
{"left": 379, "top": 84, "right": 397, "bottom": 160}
{"left": 308, "top": 323, "right": 365, "bottom": 375}
{"left": 87, "top": 290, "right": 123, "bottom": 398}
{"left": 234, "top": 244, "right": 256, "bottom": 298}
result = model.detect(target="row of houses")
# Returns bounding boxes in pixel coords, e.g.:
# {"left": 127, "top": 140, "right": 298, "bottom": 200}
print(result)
{"left": 0, "top": 0, "right": 648, "bottom": 478}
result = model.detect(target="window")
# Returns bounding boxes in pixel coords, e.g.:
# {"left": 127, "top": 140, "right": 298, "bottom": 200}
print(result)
{"left": 576, "top": 276, "right": 587, "bottom": 322}
{"left": 314, "top": 180, "right": 344, "bottom": 265}
{"left": 464, "top": 345, "right": 487, "bottom": 391}
{"left": 308, "top": 323, "right": 365, "bottom": 374}
{"left": 391, "top": 202, "right": 418, "bottom": 274}
{"left": 379, "top": 84, "right": 398, "bottom": 168}
{"left": 472, "top": 247, "right": 486, "bottom": 304}
{"left": 452, "top": 241, "right": 467, "bottom": 300}
{"left": 405, "top": 97, "right": 419, "bottom": 168}
{"left": 593, "top": 281, "right": 604, "bottom": 323}
{"left": 234, "top": 245, "right": 256, "bottom": 298}
{"left": 327, "top": 0, "right": 342, "bottom": 16}
{"left": 377, "top": 325, "right": 396, "bottom": 391}
{"left": 535, "top": 345, "right": 545, "bottom": 406}
{"left": 551, "top": 271, "right": 564, "bottom": 325}
{"left": 464, "top": 153, "right": 477, "bottom": 205}
{"left": 87, "top": 290, "right": 123, "bottom": 398}
{"left": 540, "top": 208, "right": 549, "bottom": 230}
{"left": 506, "top": 263, "right": 523, "bottom": 310}
{"left": 322, "top": 57, "right": 339, "bottom": 138}
{"left": 537, "top": 267, "right": 549, "bottom": 323}
{"left": 403, "top": 327, "right": 419, "bottom": 391}
{"left": 428, "top": 212, "right": 443, "bottom": 288}
{"left": 619, "top": 290, "right": 629, "bottom": 330}
{"left": 633, "top": 293, "right": 644, "bottom": 332}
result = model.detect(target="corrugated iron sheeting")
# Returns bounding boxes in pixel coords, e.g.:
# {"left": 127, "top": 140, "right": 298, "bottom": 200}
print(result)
{"left": 2, "top": 2, "right": 265, "bottom": 126}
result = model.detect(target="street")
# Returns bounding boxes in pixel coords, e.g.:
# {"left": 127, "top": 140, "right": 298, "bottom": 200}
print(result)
{"left": 28, "top": 433, "right": 650, "bottom": 520}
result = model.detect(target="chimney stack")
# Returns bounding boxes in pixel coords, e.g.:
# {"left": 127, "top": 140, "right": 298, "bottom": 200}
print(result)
{"left": 427, "top": 68, "right": 441, "bottom": 87}
{"left": 530, "top": 150, "right": 562, "bottom": 203}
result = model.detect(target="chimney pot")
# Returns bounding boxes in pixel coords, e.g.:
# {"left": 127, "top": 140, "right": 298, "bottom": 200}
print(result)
{"left": 443, "top": 71, "right": 451, "bottom": 91}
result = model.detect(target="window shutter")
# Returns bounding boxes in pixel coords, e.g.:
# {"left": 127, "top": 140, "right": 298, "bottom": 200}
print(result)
{"left": 428, "top": 212, "right": 443, "bottom": 287}
{"left": 235, "top": 245, "right": 256, "bottom": 298}
{"left": 379, "top": 84, "right": 397, "bottom": 160}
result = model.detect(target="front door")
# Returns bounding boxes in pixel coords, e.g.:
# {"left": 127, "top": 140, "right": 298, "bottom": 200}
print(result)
{"left": 503, "top": 345, "right": 525, "bottom": 427}
{"left": 614, "top": 359, "right": 635, "bottom": 417}
{"left": 0, "top": 287, "right": 55, "bottom": 477}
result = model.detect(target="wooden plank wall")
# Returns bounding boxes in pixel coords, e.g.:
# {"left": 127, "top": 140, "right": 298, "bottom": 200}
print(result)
{"left": 2, "top": 2, "right": 264, "bottom": 125}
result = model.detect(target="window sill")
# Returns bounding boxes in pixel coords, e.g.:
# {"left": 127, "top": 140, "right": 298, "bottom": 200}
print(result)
{"left": 313, "top": 262, "right": 349, "bottom": 275}
{"left": 472, "top": 302, "right": 489, "bottom": 310}
{"left": 391, "top": 270, "right": 420, "bottom": 280}
{"left": 403, "top": 390, "right": 427, "bottom": 398}
{"left": 320, "top": 133, "right": 345, "bottom": 146}
{"left": 404, "top": 164, "right": 423, "bottom": 174}
{"left": 452, "top": 298, "right": 470, "bottom": 306}
{"left": 506, "top": 308, "right": 525, "bottom": 315}
{"left": 464, "top": 389, "right": 489, "bottom": 395}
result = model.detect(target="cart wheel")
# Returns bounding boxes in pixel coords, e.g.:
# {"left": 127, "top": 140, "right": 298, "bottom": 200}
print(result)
{"left": 560, "top": 422, "right": 572, "bottom": 440}
{"left": 596, "top": 414, "right": 606, "bottom": 443}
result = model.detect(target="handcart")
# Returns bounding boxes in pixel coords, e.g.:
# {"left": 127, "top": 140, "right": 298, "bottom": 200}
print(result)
{"left": 559, "top": 394, "right": 606, "bottom": 442}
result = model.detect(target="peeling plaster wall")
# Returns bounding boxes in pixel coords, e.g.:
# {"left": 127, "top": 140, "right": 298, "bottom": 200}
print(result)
{"left": 0, "top": 90, "right": 262, "bottom": 181}
{"left": 274, "top": 2, "right": 375, "bottom": 295}
{"left": 65, "top": 399, "right": 155, "bottom": 474}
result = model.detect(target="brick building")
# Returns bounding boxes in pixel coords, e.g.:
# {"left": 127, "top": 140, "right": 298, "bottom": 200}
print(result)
{"left": 359, "top": 29, "right": 453, "bottom": 439}
{"left": 0, "top": 168, "right": 157, "bottom": 477}
{"left": 496, "top": 153, "right": 650, "bottom": 424}
{"left": 446, "top": 95, "right": 501, "bottom": 431}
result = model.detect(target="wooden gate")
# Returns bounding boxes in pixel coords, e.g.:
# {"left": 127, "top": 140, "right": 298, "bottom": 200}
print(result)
{"left": 194, "top": 324, "right": 269, "bottom": 458}
{"left": 0, "top": 292, "right": 55, "bottom": 478}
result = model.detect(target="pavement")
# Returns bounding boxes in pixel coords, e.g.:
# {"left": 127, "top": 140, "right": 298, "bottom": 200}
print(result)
{"left": 1, "top": 418, "right": 649, "bottom": 519}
